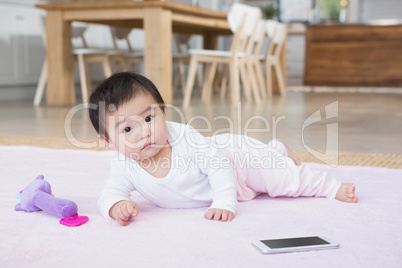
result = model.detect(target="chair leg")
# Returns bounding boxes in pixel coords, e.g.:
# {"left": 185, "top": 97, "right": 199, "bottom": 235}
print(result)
{"left": 102, "top": 55, "right": 112, "bottom": 78}
{"left": 220, "top": 64, "right": 228, "bottom": 99}
{"left": 173, "top": 64, "right": 180, "bottom": 93}
{"left": 274, "top": 61, "right": 286, "bottom": 97}
{"left": 255, "top": 60, "right": 267, "bottom": 99}
{"left": 212, "top": 63, "right": 224, "bottom": 94}
{"left": 239, "top": 61, "right": 251, "bottom": 102}
{"left": 87, "top": 63, "right": 93, "bottom": 94}
{"left": 246, "top": 61, "right": 261, "bottom": 104}
{"left": 110, "top": 60, "right": 117, "bottom": 73}
{"left": 229, "top": 58, "right": 240, "bottom": 105}
{"left": 77, "top": 54, "right": 89, "bottom": 104}
{"left": 178, "top": 60, "right": 186, "bottom": 95}
{"left": 212, "top": 66, "right": 219, "bottom": 94}
{"left": 205, "top": 62, "right": 218, "bottom": 104}
{"left": 201, "top": 63, "right": 212, "bottom": 102}
{"left": 110, "top": 57, "right": 123, "bottom": 73}
{"left": 182, "top": 56, "right": 198, "bottom": 108}
{"left": 119, "top": 57, "right": 128, "bottom": 72}
{"left": 266, "top": 60, "right": 273, "bottom": 98}
{"left": 128, "top": 61, "right": 134, "bottom": 73}
{"left": 195, "top": 70, "right": 202, "bottom": 95}
{"left": 33, "top": 60, "right": 47, "bottom": 106}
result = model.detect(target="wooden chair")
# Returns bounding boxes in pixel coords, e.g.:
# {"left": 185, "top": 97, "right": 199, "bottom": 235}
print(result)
{"left": 262, "top": 21, "right": 287, "bottom": 97}
{"left": 182, "top": 3, "right": 262, "bottom": 107}
{"left": 241, "top": 19, "right": 267, "bottom": 101}
{"left": 109, "top": 27, "right": 143, "bottom": 73}
{"left": 172, "top": 34, "right": 200, "bottom": 95}
{"left": 220, "top": 19, "right": 267, "bottom": 103}
{"left": 34, "top": 19, "right": 112, "bottom": 106}
{"left": 262, "top": 20, "right": 277, "bottom": 97}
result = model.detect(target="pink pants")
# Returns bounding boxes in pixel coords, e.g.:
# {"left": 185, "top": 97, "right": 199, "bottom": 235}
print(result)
{"left": 211, "top": 134, "right": 341, "bottom": 201}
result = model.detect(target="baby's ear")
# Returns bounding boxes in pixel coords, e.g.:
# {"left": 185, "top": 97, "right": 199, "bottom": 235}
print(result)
{"left": 98, "top": 135, "right": 107, "bottom": 143}
{"left": 98, "top": 136, "right": 116, "bottom": 150}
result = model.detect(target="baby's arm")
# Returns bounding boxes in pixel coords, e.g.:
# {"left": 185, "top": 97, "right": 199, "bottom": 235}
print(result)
{"left": 186, "top": 125, "right": 238, "bottom": 221}
{"left": 203, "top": 166, "right": 238, "bottom": 222}
{"left": 98, "top": 156, "right": 137, "bottom": 225}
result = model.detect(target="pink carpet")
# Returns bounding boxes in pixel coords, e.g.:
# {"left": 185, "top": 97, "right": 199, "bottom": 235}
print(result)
{"left": 1, "top": 146, "right": 401, "bottom": 267}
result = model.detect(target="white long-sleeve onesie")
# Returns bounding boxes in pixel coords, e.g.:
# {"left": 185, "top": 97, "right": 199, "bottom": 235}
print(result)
{"left": 98, "top": 121, "right": 238, "bottom": 219}
{"left": 98, "top": 121, "right": 341, "bottom": 219}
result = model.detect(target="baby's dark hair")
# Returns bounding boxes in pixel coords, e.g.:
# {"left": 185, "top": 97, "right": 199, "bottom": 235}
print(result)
{"left": 88, "top": 72, "right": 165, "bottom": 140}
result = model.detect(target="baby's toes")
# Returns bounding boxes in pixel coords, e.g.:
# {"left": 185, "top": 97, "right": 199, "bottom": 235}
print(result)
{"left": 344, "top": 196, "right": 358, "bottom": 203}
{"left": 345, "top": 184, "right": 355, "bottom": 194}
{"left": 350, "top": 196, "right": 358, "bottom": 203}
{"left": 345, "top": 184, "right": 358, "bottom": 203}
{"left": 336, "top": 183, "right": 358, "bottom": 203}
{"left": 345, "top": 191, "right": 355, "bottom": 198}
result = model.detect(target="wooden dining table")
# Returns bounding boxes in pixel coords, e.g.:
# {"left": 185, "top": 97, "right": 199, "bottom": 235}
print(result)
{"left": 35, "top": 0, "right": 232, "bottom": 106}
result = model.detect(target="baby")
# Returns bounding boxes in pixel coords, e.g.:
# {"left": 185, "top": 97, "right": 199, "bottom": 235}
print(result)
{"left": 89, "top": 72, "right": 358, "bottom": 226}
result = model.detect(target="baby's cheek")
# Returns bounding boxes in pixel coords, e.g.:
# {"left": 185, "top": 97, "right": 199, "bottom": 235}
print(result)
{"left": 117, "top": 138, "right": 141, "bottom": 159}
{"left": 123, "top": 147, "right": 141, "bottom": 160}
{"left": 126, "top": 132, "right": 141, "bottom": 144}
{"left": 155, "top": 124, "right": 168, "bottom": 144}
{"left": 117, "top": 132, "right": 136, "bottom": 148}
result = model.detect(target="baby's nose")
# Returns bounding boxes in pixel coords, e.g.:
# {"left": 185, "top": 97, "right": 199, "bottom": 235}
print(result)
{"left": 141, "top": 125, "right": 151, "bottom": 139}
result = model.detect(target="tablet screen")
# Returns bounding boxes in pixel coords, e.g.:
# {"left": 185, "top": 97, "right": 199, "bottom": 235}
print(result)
{"left": 261, "top": 236, "right": 330, "bottom": 249}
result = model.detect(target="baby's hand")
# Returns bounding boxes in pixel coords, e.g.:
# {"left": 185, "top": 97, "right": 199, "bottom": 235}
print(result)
{"left": 204, "top": 208, "right": 235, "bottom": 222}
{"left": 109, "top": 200, "right": 139, "bottom": 226}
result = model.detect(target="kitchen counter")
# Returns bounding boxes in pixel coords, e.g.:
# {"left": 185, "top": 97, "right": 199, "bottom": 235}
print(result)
{"left": 304, "top": 23, "right": 402, "bottom": 87}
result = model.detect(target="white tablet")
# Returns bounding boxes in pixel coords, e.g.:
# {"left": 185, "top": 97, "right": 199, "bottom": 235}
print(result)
{"left": 251, "top": 236, "right": 339, "bottom": 254}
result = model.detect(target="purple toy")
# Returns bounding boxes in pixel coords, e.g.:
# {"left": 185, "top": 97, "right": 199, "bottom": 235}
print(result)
{"left": 15, "top": 175, "right": 78, "bottom": 218}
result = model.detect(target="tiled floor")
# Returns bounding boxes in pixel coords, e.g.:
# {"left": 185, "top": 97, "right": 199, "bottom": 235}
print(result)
{"left": 0, "top": 91, "right": 401, "bottom": 154}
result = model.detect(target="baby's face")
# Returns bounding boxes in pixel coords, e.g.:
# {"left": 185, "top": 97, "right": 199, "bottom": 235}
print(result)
{"left": 105, "top": 92, "right": 168, "bottom": 161}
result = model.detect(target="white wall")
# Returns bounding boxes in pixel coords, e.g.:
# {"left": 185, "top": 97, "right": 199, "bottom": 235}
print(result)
{"left": 359, "top": 0, "right": 402, "bottom": 22}
{"left": 349, "top": 0, "right": 402, "bottom": 23}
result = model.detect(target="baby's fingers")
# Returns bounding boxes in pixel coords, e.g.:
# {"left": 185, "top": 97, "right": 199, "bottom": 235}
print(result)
{"left": 221, "top": 210, "right": 229, "bottom": 222}
{"left": 221, "top": 211, "right": 235, "bottom": 222}
{"left": 204, "top": 209, "right": 215, "bottom": 220}
{"left": 126, "top": 202, "right": 139, "bottom": 217}
{"left": 204, "top": 209, "right": 235, "bottom": 222}
{"left": 214, "top": 210, "right": 222, "bottom": 221}
{"left": 120, "top": 204, "right": 131, "bottom": 219}
{"left": 227, "top": 212, "right": 235, "bottom": 222}
{"left": 115, "top": 214, "right": 129, "bottom": 226}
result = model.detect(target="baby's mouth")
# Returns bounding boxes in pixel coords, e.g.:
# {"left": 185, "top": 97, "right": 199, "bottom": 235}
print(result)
{"left": 141, "top": 142, "right": 152, "bottom": 151}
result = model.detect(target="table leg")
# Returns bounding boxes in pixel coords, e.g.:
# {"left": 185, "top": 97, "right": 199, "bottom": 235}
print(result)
{"left": 46, "top": 11, "right": 75, "bottom": 106}
{"left": 203, "top": 34, "right": 218, "bottom": 50}
{"left": 144, "top": 7, "right": 172, "bottom": 104}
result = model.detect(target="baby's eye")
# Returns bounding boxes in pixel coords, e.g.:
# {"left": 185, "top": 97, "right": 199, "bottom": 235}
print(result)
{"left": 145, "top": 116, "right": 153, "bottom": 123}
{"left": 123, "top": 127, "right": 132, "bottom": 133}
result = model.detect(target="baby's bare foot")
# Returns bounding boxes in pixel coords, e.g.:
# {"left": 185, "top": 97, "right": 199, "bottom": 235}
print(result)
{"left": 336, "top": 183, "right": 358, "bottom": 203}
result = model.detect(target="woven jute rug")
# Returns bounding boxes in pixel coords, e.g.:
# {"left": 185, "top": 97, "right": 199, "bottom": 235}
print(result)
{"left": 1, "top": 135, "right": 401, "bottom": 169}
